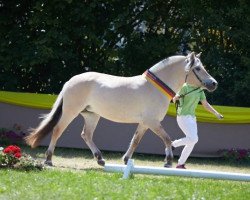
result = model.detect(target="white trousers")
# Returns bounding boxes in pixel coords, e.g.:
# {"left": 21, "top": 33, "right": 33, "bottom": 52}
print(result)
{"left": 172, "top": 115, "right": 198, "bottom": 165}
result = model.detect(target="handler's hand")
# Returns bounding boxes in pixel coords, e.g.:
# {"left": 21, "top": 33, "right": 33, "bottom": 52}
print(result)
{"left": 173, "top": 95, "right": 180, "bottom": 103}
{"left": 216, "top": 113, "right": 224, "bottom": 120}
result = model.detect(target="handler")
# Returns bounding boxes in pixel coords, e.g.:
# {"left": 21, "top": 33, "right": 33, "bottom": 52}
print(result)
{"left": 172, "top": 83, "right": 223, "bottom": 169}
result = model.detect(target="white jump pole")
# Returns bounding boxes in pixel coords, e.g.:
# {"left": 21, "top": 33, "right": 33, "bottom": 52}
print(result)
{"left": 104, "top": 159, "right": 250, "bottom": 182}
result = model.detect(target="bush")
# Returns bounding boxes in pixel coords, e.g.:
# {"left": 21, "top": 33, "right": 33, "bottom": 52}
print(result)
{"left": 218, "top": 148, "right": 250, "bottom": 162}
{"left": 0, "top": 124, "right": 27, "bottom": 146}
{"left": 0, "top": 145, "right": 43, "bottom": 171}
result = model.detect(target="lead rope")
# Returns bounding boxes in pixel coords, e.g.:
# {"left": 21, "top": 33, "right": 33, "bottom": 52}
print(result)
{"left": 175, "top": 87, "right": 203, "bottom": 114}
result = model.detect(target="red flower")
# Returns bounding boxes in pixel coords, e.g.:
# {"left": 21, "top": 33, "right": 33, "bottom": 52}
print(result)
{"left": 3, "top": 148, "right": 11, "bottom": 154}
{"left": 14, "top": 152, "right": 22, "bottom": 158}
{"left": 3, "top": 145, "right": 22, "bottom": 158}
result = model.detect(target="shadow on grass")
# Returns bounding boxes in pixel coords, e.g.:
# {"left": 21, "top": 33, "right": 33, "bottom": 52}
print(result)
{"left": 23, "top": 145, "right": 163, "bottom": 161}
{"left": 20, "top": 145, "right": 250, "bottom": 171}
{"left": 50, "top": 164, "right": 104, "bottom": 172}
{"left": 21, "top": 145, "right": 93, "bottom": 159}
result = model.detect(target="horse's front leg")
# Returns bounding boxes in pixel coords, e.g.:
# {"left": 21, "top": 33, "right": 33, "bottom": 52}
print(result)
{"left": 122, "top": 124, "right": 148, "bottom": 164}
{"left": 147, "top": 121, "right": 173, "bottom": 168}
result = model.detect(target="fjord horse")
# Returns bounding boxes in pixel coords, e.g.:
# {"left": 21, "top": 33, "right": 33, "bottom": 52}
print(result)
{"left": 25, "top": 52, "right": 217, "bottom": 167}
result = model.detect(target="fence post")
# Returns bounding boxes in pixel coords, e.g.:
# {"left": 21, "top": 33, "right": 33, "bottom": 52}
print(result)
{"left": 122, "top": 159, "right": 134, "bottom": 179}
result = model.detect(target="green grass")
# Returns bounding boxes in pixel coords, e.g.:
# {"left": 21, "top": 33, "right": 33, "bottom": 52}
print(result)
{"left": 0, "top": 146, "right": 250, "bottom": 200}
{"left": 0, "top": 169, "right": 250, "bottom": 200}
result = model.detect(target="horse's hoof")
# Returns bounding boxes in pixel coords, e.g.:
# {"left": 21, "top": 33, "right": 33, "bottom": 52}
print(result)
{"left": 44, "top": 160, "right": 53, "bottom": 166}
{"left": 123, "top": 156, "right": 129, "bottom": 165}
{"left": 164, "top": 162, "right": 172, "bottom": 168}
{"left": 97, "top": 159, "right": 105, "bottom": 166}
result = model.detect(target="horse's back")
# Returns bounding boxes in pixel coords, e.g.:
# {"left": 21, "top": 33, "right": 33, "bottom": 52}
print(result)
{"left": 86, "top": 73, "right": 149, "bottom": 122}
{"left": 62, "top": 71, "right": 168, "bottom": 123}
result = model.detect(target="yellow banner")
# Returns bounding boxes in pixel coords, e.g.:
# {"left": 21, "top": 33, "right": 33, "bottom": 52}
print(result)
{"left": 0, "top": 91, "right": 56, "bottom": 109}
{"left": 0, "top": 91, "right": 250, "bottom": 124}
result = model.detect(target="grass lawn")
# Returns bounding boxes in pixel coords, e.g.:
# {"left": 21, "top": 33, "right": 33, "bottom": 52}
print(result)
{"left": 0, "top": 146, "right": 250, "bottom": 200}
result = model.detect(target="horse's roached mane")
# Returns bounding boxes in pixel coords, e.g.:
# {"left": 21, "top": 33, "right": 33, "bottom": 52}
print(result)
{"left": 151, "top": 55, "right": 186, "bottom": 72}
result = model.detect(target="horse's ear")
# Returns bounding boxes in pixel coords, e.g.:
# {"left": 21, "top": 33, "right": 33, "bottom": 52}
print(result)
{"left": 196, "top": 52, "right": 202, "bottom": 58}
{"left": 190, "top": 52, "right": 195, "bottom": 61}
{"left": 186, "top": 52, "right": 195, "bottom": 60}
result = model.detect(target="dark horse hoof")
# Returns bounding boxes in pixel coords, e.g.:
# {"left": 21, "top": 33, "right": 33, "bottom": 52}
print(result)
{"left": 44, "top": 160, "right": 53, "bottom": 166}
{"left": 123, "top": 156, "right": 129, "bottom": 165}
{"left": 97, "top": 159, "right": 105, "bottom": 166}
{"left": 164, "top": 163, "right": 172, "bottom": 168}
{"left": 94, "top": 152, "right": 105, "bottom": 166}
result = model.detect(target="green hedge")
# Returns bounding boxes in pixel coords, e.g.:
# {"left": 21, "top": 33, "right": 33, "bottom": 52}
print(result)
{"left": 0, "top": 1, "right": 249, "bottom": 107}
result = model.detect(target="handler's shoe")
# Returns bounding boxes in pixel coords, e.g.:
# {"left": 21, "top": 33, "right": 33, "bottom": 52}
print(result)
{"left": 176, "top": 164, "right": 186, "bottom": 169}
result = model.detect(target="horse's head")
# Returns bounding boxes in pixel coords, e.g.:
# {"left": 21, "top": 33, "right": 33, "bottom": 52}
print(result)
{"left": 184, "top": 52, "right": 218, "bottom": 92}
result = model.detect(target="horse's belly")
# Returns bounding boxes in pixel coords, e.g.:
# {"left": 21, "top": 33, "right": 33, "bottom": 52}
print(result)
{"left": 88, "top": 97, "right": 144, "bottom": 123}
{"left": 87, "top": 87, "right": 147, "bottom": 123}
{"left": 87, "top": 92, "right": 168, "bottom": 123}
{"left": 92, "top": 110, "right": 141, "bottom": 123}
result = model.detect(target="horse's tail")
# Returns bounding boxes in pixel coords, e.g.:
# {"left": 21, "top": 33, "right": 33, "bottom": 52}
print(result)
{"left": 25, "top": 92, "right": 63, "bottom": 148}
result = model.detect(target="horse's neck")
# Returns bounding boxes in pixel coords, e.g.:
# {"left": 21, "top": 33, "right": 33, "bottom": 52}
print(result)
{"left": 149, "top": 56, "right": 186, "bottom": 93}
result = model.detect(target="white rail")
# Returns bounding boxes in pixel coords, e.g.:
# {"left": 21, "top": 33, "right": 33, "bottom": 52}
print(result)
{"left": 104, "top": 159, "right": 250, "bottom": 181}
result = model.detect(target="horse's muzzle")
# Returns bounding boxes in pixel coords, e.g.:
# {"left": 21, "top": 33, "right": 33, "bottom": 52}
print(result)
{"left": 203, "top": 78, "right": 218, "bottom": 92}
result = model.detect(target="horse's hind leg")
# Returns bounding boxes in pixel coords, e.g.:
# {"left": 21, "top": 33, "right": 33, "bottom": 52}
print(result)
{"left": 80, "top": 112, "right": 105, "bottom": 166}
{"left": 147, "top": 121, "right": 173, "bottom": 168}
{"left": 122, "top": 124, "right": 147, "bottom": 164}
{"left": 45, "top": 110, "right": 78, "bottom": 166}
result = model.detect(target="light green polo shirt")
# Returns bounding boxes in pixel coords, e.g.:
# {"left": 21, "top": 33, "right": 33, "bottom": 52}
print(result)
{"left": 177, "top": 83, "right": 206, "bottom": 116}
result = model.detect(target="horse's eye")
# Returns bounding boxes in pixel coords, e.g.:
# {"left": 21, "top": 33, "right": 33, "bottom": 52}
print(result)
{"left": 195, "top": 66, "right": 201, "bottom": 71}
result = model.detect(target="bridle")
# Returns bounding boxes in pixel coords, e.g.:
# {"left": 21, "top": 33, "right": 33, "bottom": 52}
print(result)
{"left": 184, "top": 58, "right": 203, "bottom": 85}
{"left": 176, "top": 58, "right": 204, "bottom": 112}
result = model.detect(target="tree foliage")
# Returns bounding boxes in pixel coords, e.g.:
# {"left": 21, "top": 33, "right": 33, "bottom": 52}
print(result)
{"left": 0, "top": 0, "right": 249, "bottom": 106}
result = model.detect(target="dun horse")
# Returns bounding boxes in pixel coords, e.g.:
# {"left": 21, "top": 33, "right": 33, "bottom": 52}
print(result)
{"left": 25, "top": 52, "right": 218, "bottom": 167}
